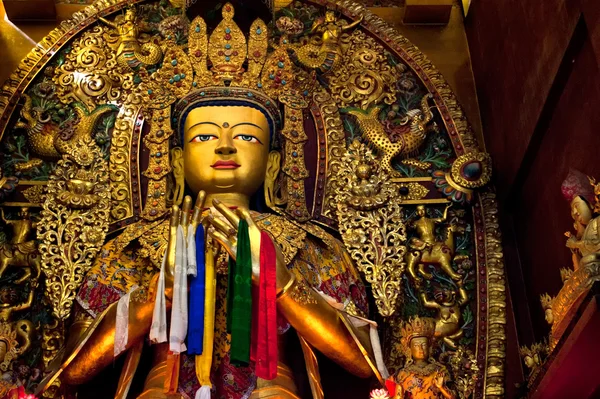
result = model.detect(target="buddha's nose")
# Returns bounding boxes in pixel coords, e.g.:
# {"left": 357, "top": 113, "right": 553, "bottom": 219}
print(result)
{"left": 215, "top": 136, "right": 237, "bottom": 155}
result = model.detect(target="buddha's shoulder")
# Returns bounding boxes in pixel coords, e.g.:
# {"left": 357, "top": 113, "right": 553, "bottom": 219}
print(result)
{"left": 101, "top": 217, "right": 170, "bottom": 268}
{"left": 255, "top": 213, "right": 341, "bottom": 263}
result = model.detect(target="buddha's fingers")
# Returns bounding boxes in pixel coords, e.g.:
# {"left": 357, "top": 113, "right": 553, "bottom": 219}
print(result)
{"left": 207, "top": 214, "right": 236, "bottom": 238}
{"left": 235, "top": 207, "right": 257, "bottom": 228}
{"left": 166, "top": 205, "right": 180, "bottom": 279}
{"left": 209, "top": 230, "right": 236, "bottom": 260}
{"left": 181, "top": 195, "right": 193, "bottom": 231}
{"left": 191, "top": 190, "right": 207, "bottom": 230}
{"left": 212, "top": 198, "right": 240, "bottom": 228}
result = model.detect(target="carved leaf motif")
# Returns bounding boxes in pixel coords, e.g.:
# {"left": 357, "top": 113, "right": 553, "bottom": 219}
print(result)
{"left": 37, "top": 139, "right": 110, "bottom": 321}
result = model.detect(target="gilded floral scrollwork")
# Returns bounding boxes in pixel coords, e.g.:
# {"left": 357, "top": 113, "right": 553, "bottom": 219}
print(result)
{"left": 328, "top": 30, "right": 400, "bottom": 110}
{"left": 53, "top": 26, "right": 134, "bottom": 109}
{"left": 37, "top": 138, "right": 110, "bottom": 321}
{"left": 336, "top": 141, "right": 406, "bottom": 317}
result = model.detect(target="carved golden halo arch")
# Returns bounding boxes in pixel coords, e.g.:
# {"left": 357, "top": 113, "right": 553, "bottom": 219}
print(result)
{"left": 0, "top": 1, "right": 506, "bottom": 397}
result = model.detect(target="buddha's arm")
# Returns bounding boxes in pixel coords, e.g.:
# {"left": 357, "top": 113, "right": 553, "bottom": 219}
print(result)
{"left": 276, "top": 277, "right": 373, "bottom": 378}
{"left": 61, "top": 277, "right": 172, "bottom": 385}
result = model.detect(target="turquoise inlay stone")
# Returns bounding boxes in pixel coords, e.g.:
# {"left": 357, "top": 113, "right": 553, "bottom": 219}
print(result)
{"left": 283, "top": 39, "right": 288, "bottom": 44}
{"left": 256, "top": 28, "right": 262, "bottom": 34}
{"left": 281, "top": 80, "right": 287, "bottom": 85}
{"left": 200, "top": 92, "right": 206, "bottom": 96}
{"left": 169, "top": 78, "right": 174, "bottom": 84}
{"left": 292, "top": 151, "right": 298, "bottom": 157}
{"left": 257, "top": 82, "right": 263, "bottom": 88}
{"left": 266, "top": 101, "right": 271, "bottom": 105}
{"left": 225, "top": 28, "right": 231, "bottom": 34}
{"left": 277, "top": 61, "right": 284, "bottom": 68}
{"left": 225, "top": 43, "right": 231, "bottom": 49}
{"left": 269, "top": 74, "right": 275, "bottom": 80}
{"left": 303, "top": 90, "right": 309, "bottom": 96}
{"left": 195, "top": 25, "right": 200, "bottom": 33}
{"left": 247, "top": 92, "right": 253, "bottom": 97}
{"left": 193, "top": 81, "right": 197, "bottom": 87}
{"left": 173, "top": 74, "right": 181, "bottom": 82}
{"left": 181, "top": 73, "right": 186, "bottom": 78}
{"left": 171, "top": 59, "right": 178, "bottom": 66}
{"left": 147, "top": 89, "right": 153, "bottom": 94}
{"left": 156, "top": 152, "right": 162, "bottom": 157}
{"left": 225, "top": 56, "right": 231, "bottom": 62}
{"left": 264, "top": 220, "right": 271, "bottom": 225}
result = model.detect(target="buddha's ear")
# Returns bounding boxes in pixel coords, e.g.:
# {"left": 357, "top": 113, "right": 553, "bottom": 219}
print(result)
{"left": 264, "top": 151, "right": 282, "bottom": 208}
{"left": 170, "top": 147, "right": 184, "bottom": 206}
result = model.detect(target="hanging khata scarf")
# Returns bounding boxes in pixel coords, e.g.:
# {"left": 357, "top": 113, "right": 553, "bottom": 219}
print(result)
{"left": 150, "top": 252, "right": 168, "bottom": 344}
{"left": 169, "top": 225, "right": 188, "bottom": 353}
{"left": 187, "top": 224, "right": 198, "bottom": 277}
{"left": 229, "top": 219, "right": 252, "bottom": 366}
{"left": 188, "top": 224, "right": 205, "bottom": 355}
{"left": 253, "top": 231, "right": 278, "bottom": 380}
{"left": 114, "top": 284, "right": 139, "bottom": 357}
{"left": 194, "top": 237, "right": 216, "bottom": 399}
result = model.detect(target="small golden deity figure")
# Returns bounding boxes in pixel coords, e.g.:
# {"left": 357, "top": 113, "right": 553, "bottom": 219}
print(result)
{"left": 388, "top": 317, "right": 456, "bottom": 399}
{"left": 0, "top": 284, "right": 36, "bottom": 370}
{"left": 420, "top": 281, "right": 468, "bottom": 349}
{"left": 100, "top": 8, "right": 163, "bottom": 70}
{"left": 405, "top": 205, "right": 463, "bottom": 284}
{"left": 293, "top": 9, "right": 363, "bottom": 73}
{"left": 539, "top": 170, "right": 600, "bottom": 349}
{"left": 0, "top": 208, "right": 41, "bottom": 285}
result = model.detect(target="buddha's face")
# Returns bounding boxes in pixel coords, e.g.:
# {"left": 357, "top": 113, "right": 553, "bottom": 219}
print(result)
{"left": 410, "top": 336, "right": 430, "bottom": 361}
{"left": 325, "top": 11, "right": 336, "bottom": 22}
{"left": 416, "top": 205, "right": 426, "bottom": 217}
{"left": 544, "top": 309, "right": 554, "bottom": 325}
{"left": 183, "top": 106, "right": 272, "bottom": 197}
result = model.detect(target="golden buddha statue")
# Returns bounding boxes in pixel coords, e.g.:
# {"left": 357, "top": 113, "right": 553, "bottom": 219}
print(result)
{"left": 388, "top": 317, "right": 455, "bottom": 399}
{"left": 37, "top": 43, "right": 381, "bottom": 398}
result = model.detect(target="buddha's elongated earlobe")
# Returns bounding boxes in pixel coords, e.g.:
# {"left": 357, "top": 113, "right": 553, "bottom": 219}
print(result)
{"left": 264, "top": 151, "right": 284, "bottom": 208}
{"left": 171, "top": 147, "right": 184, "bottom": 206}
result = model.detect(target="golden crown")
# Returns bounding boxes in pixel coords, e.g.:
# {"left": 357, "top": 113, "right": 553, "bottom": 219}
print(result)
{"left": 539, "top": 293, "right": 553, "bottom": 310}
{"left": 401, "top": 316, "right": 436, "bottom": 342}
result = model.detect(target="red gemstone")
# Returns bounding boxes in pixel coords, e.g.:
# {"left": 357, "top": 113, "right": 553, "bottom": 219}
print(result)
{"left": 154, "top": 167, "right": 162, "bottom": 173}
{"left": 176, "top": 82, "right": 182, "bottom": 87}
{"left": 225, "top": 34, "right": 231, "bottom": 40}
{"left": 225, "top": 5, "right": 231, "bottom": 11}
{"left": 253, "top": 51, "right": 261, "bottom": 57}
{"left": 232, "top": 51, "right": 238, "bottom": 56}
{"left": 195, "top": 50, "right": 202, "bottom": 57}
{"left": 292, "top": 166, "right": 299, "bottom": 173}
{"left": 174, "top": 68, "right": 179, "bottom": 74}
{"left": 218, "top": 51, "right": 224, "bottom": 56}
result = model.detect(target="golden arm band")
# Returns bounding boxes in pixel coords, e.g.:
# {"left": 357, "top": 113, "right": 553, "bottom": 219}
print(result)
{"left": 276, "top": 277, "right": 373, "bottom": 378}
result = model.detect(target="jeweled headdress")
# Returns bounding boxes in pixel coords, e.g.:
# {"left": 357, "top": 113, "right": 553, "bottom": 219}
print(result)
{"left": 140, "top": 2, "right": 316, "bottom": 220}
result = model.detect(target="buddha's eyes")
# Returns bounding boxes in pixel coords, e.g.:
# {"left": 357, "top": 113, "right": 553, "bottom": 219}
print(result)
{"left": 190, "top": 134, "right": 217, "bottom": 143}
{"left": 234, "top": 134, "right": 262, "bottom": 144}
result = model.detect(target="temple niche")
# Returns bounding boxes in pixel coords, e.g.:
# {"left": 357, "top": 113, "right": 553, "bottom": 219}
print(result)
{"left": 0, "top": 1, "right": 506, "bottom": 398}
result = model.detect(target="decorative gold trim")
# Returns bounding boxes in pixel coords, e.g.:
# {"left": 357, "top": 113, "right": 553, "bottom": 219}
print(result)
{"left": 479, "top": 190, "right": 506, "bottom": 398}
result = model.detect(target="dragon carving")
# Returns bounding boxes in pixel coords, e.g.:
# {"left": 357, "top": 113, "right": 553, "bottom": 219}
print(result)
{"left": 347, "top": 93, "right": 436, "bottom": 176}
{"left": 15, "top": 94, "right": 115, "bottom": 160}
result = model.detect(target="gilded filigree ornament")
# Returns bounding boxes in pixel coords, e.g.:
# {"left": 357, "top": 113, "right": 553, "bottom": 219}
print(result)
{"left": 38, "top": 139, "right": 110, "bottom": 321}
{"left": 346, "top": 94, "right": 436, "bottom": 177}
{"left": 289, "top": 279, "right": 318, "bottom": 305}
{"left": 397, "top": 182, "right": 429, "bottom": 202}
{"left": 336, "top": 141, "right": 406, "bottom": 317}
{"left": 444, "top": 346, "right": 480, "bottom": 399}
{"left": 324, "top": 29, "right": 396, "bottom": 110}
{"left": 53, "top": 25, "right": 134, "bottom": 110}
